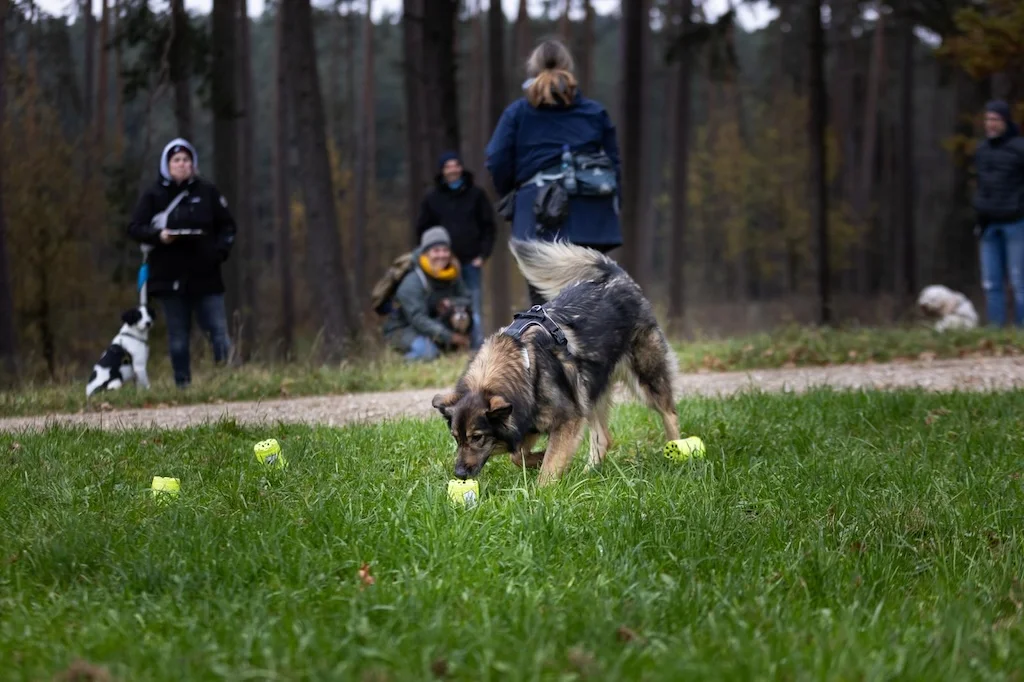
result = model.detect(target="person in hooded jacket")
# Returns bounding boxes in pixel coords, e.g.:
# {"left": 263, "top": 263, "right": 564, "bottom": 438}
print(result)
{"left": 127, "top": 138, "right": 237, "bottom": 388}
{"left": 485, "top": 38, "right": 623, "bottom": 307}
{"left": 416, "top": 151, "right": 494, "bottom": 349}
{"left": 973, "top": 100, "right": 1024, "bottom": 326}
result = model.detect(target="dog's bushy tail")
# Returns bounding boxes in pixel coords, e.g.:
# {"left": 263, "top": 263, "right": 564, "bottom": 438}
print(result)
{"left": 509, "top": 238, "right": 623, "bottom": 301}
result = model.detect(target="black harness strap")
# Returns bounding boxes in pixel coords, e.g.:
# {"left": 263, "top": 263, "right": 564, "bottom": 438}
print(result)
{"left": 501, "top": 305, "right": 568, "bottom": 347}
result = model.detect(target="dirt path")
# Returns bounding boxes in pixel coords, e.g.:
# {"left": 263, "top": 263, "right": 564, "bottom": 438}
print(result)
{"left": 2, "top": 356, "right": 1023, "bottom": 434}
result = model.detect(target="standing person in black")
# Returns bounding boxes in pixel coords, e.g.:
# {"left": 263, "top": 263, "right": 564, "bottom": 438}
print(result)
{"left": 974, "top": 100, "right": 1024, "bottom": 326}
{"left": 416, "top": 151, "right": 495, "bottom": 350}
{"left": 127, "top": 138, "right": 237, "bottom": 388}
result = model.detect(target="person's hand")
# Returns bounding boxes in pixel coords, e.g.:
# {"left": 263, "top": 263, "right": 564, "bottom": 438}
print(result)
{"left": 159, "top": 229, "right": 176, "bottom": 244}
{"left": 450, "top": 333, "right": 471, "bottom": 349}
{"left": 471, "top": 257, "right": 484, "bottom": 267}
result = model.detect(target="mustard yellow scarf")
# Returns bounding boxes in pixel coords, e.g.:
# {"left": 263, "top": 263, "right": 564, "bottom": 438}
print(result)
{"left": 419, "top": 254, "right": 459, "bottom": 281}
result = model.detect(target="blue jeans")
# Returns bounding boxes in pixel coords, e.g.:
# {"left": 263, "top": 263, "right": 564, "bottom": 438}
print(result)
{"left": 979, "top": 219, "right": 1024, "bottom": 326}
{"left": 158, "top": 293, "right": 231, "bottom": 387}
{"left": 405, "top": 336, "right": 440, "bottom": 362}
{"left": 461, "top": 262, "right": 485, "bottom": 349}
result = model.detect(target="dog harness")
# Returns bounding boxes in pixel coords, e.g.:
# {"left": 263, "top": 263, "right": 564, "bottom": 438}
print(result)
{"left": 501, "top": 305, "right": 568, "bottom": 347}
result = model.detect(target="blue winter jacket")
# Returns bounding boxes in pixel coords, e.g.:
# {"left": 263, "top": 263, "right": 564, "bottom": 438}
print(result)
{"left": 484, "top": 90, "right": 623, "bottom": 247}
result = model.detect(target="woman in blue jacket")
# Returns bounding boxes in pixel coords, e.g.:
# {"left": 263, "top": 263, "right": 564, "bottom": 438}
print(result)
{"left": 485, "top": 39, "right": 623, "bottom": 306}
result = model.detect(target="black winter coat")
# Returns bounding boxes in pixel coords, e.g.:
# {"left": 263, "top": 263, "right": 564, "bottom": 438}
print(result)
{"left": 128, "top": 175, "right": 237, "bottom": 296}
{"left": 973, "top": 130, "right": 1024, "bottom": 226}
{"left": 415, "top": 171, "right": 496, "bottom": 264}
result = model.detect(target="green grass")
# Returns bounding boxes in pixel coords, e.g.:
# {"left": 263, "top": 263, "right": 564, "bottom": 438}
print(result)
{"left": 3, "top": 389, "right": 1024, "bottom": 680}
{"left": 2, "top": 323, "right": 1022, "bottom": 418}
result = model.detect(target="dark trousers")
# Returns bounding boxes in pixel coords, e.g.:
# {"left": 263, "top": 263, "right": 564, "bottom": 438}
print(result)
{"left": 526, "top": 242, "right": 618, "bottom": 307}
{"left": 157, "top": 292, "right": 231, "bottom": 387}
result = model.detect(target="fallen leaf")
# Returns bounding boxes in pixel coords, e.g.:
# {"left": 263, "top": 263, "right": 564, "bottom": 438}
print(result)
{"left": 925, "top": 408, "right": 951, "bottom": 426}
{"left": 566, "top": 645, "right": 596, "bottom": 676}
{"left": 9, "top": 442, "right": 21, "bottom": 451}
{"left": 616, "top": 625, "right": 645, "bottom": 644}
{"left": 358, "top": 562, "right": 375, "bottom": 588}
{"left": 918, "top": 351, "right": 937, "bottom": 362}
{"left": 53, "top": 659, "right": 113, "bottom": 682}
{"left": 430, "top": 658, "right": 449, "bottom": 678}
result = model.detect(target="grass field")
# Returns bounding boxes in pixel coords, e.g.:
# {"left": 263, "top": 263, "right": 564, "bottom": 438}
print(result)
{"left": 3, "top": 388, "right": 1024, "bottom": 680}
{"left": 3, "top": 324, "right": 1023, "bottom": 418}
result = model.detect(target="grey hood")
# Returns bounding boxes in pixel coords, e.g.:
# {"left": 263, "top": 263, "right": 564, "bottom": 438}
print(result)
{"left": 159, "top": 137, "right": 199, "bottom": 183}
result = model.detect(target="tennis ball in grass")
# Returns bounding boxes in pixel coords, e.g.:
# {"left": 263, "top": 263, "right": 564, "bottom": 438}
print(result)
{"left": 254, "top": 438, "right": 287, "bottom": 469}
{"left": 150, "top": 476, "right": 180, "bottom": 501}
{"left": 664, "top": 436, "right": 706, "bottom": 462}
{"left": 447, "top": 479, "right": 480, "bottom": 508}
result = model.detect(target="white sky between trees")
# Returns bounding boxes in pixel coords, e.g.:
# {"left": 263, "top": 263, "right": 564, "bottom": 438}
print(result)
{"left": 37, "top": 0, "right": 778, "bottom": 32}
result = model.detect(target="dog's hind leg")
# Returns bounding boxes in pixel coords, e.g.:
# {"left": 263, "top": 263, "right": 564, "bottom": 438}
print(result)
{"left": 629, "top": 327, "right": 681, "bottom": 442}
{"left": 585, "top": 394, "right": 613, "bottom": 471}
{"left": 537, "top": 418, "right": 585, "bottom": 486}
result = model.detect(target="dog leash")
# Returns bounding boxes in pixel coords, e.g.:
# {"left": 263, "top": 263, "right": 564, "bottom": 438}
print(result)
{"left": 138, "top": 189, "right": 189, "bottom": 307}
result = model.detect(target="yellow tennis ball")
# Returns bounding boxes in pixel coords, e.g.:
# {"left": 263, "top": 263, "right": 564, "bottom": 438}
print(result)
{"left": 151, "top": 476, "right": 180, "bottom": 501}
{"left": 254, "top": 438, "right": 287, "bottom": 470}
{"left": 447, "top": 479, "right": 480, "bottom": 508}
{"left": 664, "top": 436, "right": 706, "bottom": 462}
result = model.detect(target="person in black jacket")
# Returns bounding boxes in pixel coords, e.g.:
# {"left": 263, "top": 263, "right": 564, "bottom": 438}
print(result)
{"left": 974, "top": 100, "right": 1024, "bottom": 327}
{"left": 415, "top": 151, "right": 495, "bottom": 350}
{"left": 128, "top": 138, "right": 237, "bottom": 387}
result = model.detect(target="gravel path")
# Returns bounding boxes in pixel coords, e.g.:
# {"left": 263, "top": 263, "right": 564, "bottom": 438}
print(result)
{"left": 2, "top": 356, "right": 1023, "bottom": 434}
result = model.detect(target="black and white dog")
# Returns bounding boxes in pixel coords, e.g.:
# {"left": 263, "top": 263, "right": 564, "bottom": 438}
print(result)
{"left": 85, "top": 306, "right": 155, "bottom": 397}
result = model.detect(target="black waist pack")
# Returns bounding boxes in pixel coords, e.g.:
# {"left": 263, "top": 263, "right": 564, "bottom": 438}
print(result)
{"left": 533, "top": 182, "right": 569, "bottom": 234}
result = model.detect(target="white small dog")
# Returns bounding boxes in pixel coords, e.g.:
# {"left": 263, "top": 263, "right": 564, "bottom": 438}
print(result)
{"left": 86, "top": 305, "right": 155, "bottom": 397}
{"left": 917, "top": 284, "right": 979, "bottom": 332}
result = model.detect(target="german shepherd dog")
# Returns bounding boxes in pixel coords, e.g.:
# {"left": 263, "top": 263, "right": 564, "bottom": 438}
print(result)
{"left": 431, "top": 239, "right": 681, "bottom": 485}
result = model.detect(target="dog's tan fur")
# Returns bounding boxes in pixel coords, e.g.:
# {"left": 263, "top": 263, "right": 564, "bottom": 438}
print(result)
{"left": 432, "top": 239, "right": 681, "bottom": 485}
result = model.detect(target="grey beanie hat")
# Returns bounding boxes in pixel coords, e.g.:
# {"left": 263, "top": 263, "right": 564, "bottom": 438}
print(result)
{"left": 420, "top": 225, "right": 451, "bottom": 251}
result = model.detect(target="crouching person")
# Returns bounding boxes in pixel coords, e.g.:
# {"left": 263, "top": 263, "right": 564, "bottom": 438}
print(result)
{"left": 382, "top": 226, "right": 473, "bottom": 361}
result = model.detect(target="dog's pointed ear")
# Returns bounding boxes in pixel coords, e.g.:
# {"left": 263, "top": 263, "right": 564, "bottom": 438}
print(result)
{"left": 122, "top": 309, "right": 142, "bottom": 325}
{"left": 431, "top": 391, "right": 459, "bottom": 420}
{"left": 486, "top": 395, "right": 513, "bottom": 422}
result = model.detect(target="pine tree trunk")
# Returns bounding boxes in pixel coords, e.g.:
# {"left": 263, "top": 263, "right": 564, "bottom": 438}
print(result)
{"left": 345, "top": 0, "right": 356, "bottom": 168}
{"left": 283, "top": 0, "right": 358, "bottom": 357}
{"left": 0, "top": 0, "right": 17, "bottom": 381}
{"left": 579, "top": 0, "right": 593, "bottom": 96}
{"left": 511, "top": 0, "right": 530, "bottom": 101}
{"left": 81, "top": 0, "right": 94, "bottom": 128}
{"left": 403, "top": 0, "right": 427, "bottom": 244}
{"left": 328, "top": 0, "right": 343, "bottom": 145}
{"left": 808, "top": 0, "right": 831, "bottom": 324}
{"left": 899, "top": 16, "right": 916, "bottom": 298}
{"left": 558, "top": 0, "right": 570, "bottom": 40}
{"left": 236, "top": 0, "right": 256, "bottom": 360}
{"left": 488, "top": 0, "right": 511, "bottom": 326}
{"left": 422, "top": 0, "right": 460, "bottom": 162}
{"left": 667, "top": 0, "right": 692, "bottom": 334}
{"left": 857, "top": 12, "right": 885, "bottom": 222}
{"left": 212, "top": 0, "right": 241, "bottom": 325}
{"left": 619, "top": 0, "right": 647, "bottom": 283}
{"left": 113, "top": 0, "right": 125, "bottom": 159}
{"left": 274, "top": 1, "right": 295, "bottom": 360}
{"left": 95, "top": 0, "right": 110, "bottom": 148}
{"left": 170, "top": 0, "right": 193, "bottom": 140}
{"left": 352, "top": 0, "right": 375, "bottom": 305}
